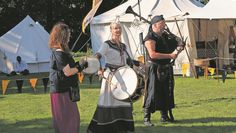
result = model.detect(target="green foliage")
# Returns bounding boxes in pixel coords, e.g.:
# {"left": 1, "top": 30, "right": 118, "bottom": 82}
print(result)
{"left": 72, "top": 48, "right": 93, "bottom": 57}
{"left": 72, "top": 48, "right": 93, "bottom": 62}
{"left": 0, "top": 76, "right": 236, "bottom": 132}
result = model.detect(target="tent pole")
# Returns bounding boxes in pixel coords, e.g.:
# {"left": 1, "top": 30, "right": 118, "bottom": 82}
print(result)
{"left": 137, "top": 0, "right": 141, "bottom": 21}
{"left": 174, "top": 18, "right": 198, "bottom": 78}
{"left": 139, "top": 32, "right": 146, "bottom": 63}
{"left": 71, "top": 31, "right": 83, "bottom": 51}
{"left": 78, "top": 37, "right": 91, "bottom": 52}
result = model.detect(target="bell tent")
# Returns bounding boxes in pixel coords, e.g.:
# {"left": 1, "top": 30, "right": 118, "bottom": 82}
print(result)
{"left": 0, "top": 15, "right": 51, "bottom": 74}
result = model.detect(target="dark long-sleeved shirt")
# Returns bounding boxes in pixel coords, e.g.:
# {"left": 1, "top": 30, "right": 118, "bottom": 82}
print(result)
{"left": 49, "top": 50, "right": 78, "bottom": 93}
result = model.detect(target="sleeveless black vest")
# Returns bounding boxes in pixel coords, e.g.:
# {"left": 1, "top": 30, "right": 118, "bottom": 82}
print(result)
{"left": 144, "top": 31, "right": 177, "bottom": 65}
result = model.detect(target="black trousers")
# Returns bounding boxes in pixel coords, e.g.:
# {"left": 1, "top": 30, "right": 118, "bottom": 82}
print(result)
{"left": 10, "top": 69, "right": 29, "bottom": 93}
{"left": 16, "top": 80, "right": 24, "bottom": 93}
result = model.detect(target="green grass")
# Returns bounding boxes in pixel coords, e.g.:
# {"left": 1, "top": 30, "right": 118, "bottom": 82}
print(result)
{"left": 0, "top": 76, "right": 236, "bottom": 133}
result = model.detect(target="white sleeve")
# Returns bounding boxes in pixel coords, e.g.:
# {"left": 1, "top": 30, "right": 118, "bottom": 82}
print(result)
{"left": 23, "top": 61, "right": 28, "bottom": 69}
{"left": 97, "top": 42, "right": 109, "bottom": 57}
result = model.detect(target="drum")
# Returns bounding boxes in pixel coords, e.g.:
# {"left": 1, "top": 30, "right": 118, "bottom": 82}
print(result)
{"left": 80, "top": 56, "right": 100, "bottom": 74}
{"left": 132, "top": 62, "right": 147, "bottom": 78}
{"left": 110, "top": 66, "right": 144, "bottom": 103}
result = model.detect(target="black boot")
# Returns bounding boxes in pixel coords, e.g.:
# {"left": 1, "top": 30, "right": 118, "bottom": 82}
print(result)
{"left": 160, "top": 110, "right": 170, "bottom": 122}
{"left": 143, "top": 109, "right": 154, "bottom": 126}
{"left": 168, "top": 109, "right": 174, "bottom": 122}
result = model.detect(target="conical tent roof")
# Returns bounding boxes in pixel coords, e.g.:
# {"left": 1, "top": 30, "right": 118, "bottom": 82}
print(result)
{"left": 187, "top": 0, "right": 236, "bottom": 19}
{"left": 0, "top": 15, "right": 51, "bottom": 73}
{"left": 90, "top": 0, "right": 204, "bottom": 76}
{"left": 175, "top": 0, "right": 204, "bottom": 14}
{"left": 150, "top": 0, "right": 183, "bottom": 18}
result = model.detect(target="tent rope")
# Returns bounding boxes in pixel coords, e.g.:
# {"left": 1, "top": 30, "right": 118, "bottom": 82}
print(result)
{"left": 78, "top": 37, "right": 91, "bottom": 52}
{"left": 71, "top": 31, "right": 83, "bottom": 51}
{"left": 190, "top": 20, "right": 218, "bottom": 56}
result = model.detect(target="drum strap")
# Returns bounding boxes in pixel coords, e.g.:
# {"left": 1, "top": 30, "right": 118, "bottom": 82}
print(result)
{"left": 106, "top": 40, "right": 126, "bottom": 64}
{"left": 106, "top": 40, "right": 135, "bottom": 67}
{"left": 147, "top": 60, "right": 173, "bottom": 68}
{"left": 105, "top": 40, "right": 126, "bottom": 52}
{"left": 105, "top": 63, "right": 122, "bottom": 71}
{"left": 105, "top": 40, "right": 132, "bottom": 58}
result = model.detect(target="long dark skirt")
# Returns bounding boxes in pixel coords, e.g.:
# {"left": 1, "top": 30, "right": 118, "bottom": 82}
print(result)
{"left": 143, "top": 64, "right": 175, "bottom": 113}
{"left": 87, "top": 69, "right": 135, "bottom": 133}
{"left": 50, "top": 91, "right": 80, "bottom": 133}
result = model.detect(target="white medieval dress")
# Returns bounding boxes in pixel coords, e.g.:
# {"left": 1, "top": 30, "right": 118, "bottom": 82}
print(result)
{"left": 87, "top": 40, "right": 135, "bottom": 133}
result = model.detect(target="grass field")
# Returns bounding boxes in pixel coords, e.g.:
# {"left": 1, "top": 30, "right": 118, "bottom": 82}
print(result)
{"left": 0, "top": 75, "right": 236, "bottom": 133}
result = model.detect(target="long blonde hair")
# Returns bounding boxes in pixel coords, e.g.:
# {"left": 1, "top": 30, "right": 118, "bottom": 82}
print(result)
{"left": 48, "top": 22, "right": 71, "bottom": 52}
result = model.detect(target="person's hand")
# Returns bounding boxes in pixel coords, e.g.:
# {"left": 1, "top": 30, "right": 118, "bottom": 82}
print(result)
{"left": 80, "top": 60, "right": 88, "bottom": 69}
{"left": 170, "top": 50, "right": 178, "bottom": 59}
{"left": 83, "top": 61, "right": 88, "bottom": 68}
{"left": 176, "top": 46, "right": 184, "bottom": 53}
{"left": 75, "top": 61, "right": 80, "bottom": 66}
{"left": 97, "top": 69, "right": 104, "bottom": 77}
{"left": 63, "top": 64, "right": 71, "bottom": 76}
{"left": 132, "top": 60, "right": 140, "bottom": 66}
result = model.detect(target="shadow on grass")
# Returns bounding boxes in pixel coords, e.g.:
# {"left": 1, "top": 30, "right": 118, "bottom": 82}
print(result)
{"left": 1, "top": 117, "right": 236, "bottom": 133}
{"left": 177, "top": 97, "right": 236, "bottom": 108}
{"left": 192, "top": 97, "right": 236, "bottom": 105}
{"left": 0, "top": 118, "right": 88, "bottom": 133}
{"left": 178, "top": 117, "right": 236, "bottom": 123}
{"left": 134, "top": 117, "right": 236, "bottom": 133}
{"left": 135, "top": 124, "right": 236, "bottom": 133}
{"left": 0, "top": 118, "right": 53, "bottom": 133}
{"left": 213, "top": 76, "right": 235, "bottom": 80}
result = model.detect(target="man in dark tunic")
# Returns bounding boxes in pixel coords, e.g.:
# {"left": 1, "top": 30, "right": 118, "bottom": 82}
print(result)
{"left": 143, "top": 15, "right": 182, "bottom": 126}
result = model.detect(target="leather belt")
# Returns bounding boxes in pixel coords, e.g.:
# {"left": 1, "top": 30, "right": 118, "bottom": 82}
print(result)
{"left": 147, "top": 60, "right": 172, "bottom": 68}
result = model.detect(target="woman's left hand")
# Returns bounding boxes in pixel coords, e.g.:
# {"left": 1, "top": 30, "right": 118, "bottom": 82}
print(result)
{"left": 63, "top": 64, "right": 79, "bottom": 76}
{"left": 63, "top": 64, "right": 71, "bottom": 76}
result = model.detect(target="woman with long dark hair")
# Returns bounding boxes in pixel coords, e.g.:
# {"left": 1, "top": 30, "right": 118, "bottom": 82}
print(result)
{"left": 49, "top": 22, "right": 87, "bottom": 133}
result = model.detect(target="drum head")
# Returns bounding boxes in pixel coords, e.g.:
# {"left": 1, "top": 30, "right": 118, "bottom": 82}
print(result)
{"left": 80, "top": 56, "right": 100, "bottom": 74}
{"left": 110, "top": 66, "right": 138, "bottom": 101}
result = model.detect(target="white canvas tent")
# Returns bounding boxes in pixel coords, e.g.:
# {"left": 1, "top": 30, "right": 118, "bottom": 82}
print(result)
{"left": 189, "top": 0, "right": 205, "bottom": 7}
{"left": 188, "top": 0, "right": 236, "bottom": 19}
{"left": 90, "top": 0, "right": 204, "bottom": 76}
{"left": 0, "top": 15, "right": 51, "bottom": 74}
{"left": 187, "top": 0, "right": 236, "bottom": 68}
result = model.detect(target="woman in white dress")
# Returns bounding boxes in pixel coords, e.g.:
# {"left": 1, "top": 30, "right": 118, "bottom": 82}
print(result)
{"left": 87, "top": 22, "right": 135, "bottom": 133}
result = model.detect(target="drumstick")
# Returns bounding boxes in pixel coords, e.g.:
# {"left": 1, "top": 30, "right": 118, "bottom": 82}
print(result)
{"left": 100, "top": 75, "right": 117, "bottom": 88}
